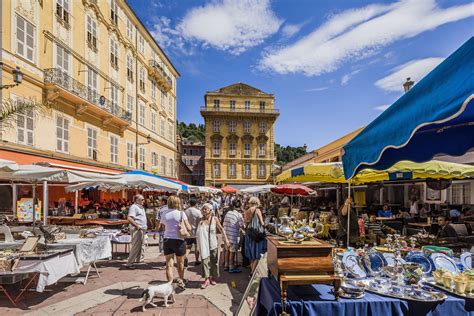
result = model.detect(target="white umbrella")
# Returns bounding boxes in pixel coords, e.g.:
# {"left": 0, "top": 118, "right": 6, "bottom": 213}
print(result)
{"left": 65, "top": 179, "right": 127, "bottom": 193}
{"left": 188, "top": 185, "right": 222, "bottom": 194}
{"left": 118, "top": 171, "right": 181, "bottom": 192}
{"left": 0, "top": 159, "right": 19, "bottom": 172}
{"left": 240, "top": 184, "right": 276, "bottom": 194}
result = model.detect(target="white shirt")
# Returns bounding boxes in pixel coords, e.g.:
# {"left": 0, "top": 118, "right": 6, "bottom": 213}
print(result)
{"left": 128, "top": 203, "right": 147, "bottom": 230}
{"left": 161, "top": 208, "right": 188, "bottom": 240}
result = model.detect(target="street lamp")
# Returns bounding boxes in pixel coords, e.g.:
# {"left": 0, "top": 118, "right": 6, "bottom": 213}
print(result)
{"left": 0, "top": 64, "right": 23, "bottom": 89}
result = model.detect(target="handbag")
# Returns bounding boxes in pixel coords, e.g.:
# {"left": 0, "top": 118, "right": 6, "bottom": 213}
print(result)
{"left": 245, "top": 208, "right": 266, "bottom": 242}
{"left": 178, "top": 212, "right": 190, "bottom": 239}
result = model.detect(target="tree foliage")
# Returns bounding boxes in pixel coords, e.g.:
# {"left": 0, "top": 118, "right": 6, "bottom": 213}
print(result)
{"left": 177, "top": 121, "right": 205, "bottom": 142}
{"left": 275, "top": 143, "right": 308, "bottom": 165}
{"left": 1, "top": 98, "right": 56, "bottom": 131}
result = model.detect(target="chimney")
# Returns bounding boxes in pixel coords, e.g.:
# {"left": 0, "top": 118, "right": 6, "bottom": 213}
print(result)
{"left": 403, "top": 77, "right": 414, "bottom": 93}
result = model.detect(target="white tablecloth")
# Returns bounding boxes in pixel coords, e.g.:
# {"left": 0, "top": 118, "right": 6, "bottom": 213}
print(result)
{"left": 0, "top": 251, "right": 80, "bottom": 292}
{"left": 50, "top": 235, "right": 112, "bottom": 268}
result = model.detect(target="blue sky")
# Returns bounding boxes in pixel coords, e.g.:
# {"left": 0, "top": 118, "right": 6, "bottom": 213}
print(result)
{"left": 129, "top": 0, "right": 473, "bottom": 149}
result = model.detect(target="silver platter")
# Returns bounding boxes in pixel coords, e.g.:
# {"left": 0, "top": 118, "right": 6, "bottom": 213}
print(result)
{"left": 425, "top": 281, "right": 474, "bottom": 300}
{"left": 365, "top": 286, "right": 447, "bottom": 302}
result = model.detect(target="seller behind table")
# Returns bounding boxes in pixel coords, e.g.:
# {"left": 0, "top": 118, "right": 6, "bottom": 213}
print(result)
{"left": 377, "top": 204, "right": 392, "bottom": 218}
{"left": 436, "top": 215, "right": 458, "bottom": 239}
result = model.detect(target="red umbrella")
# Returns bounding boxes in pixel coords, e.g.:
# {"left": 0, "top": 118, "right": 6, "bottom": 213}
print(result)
{"left": 271, "top": 184, "right": 314, "bottom": 196}
{"left": 221, "top": 185, "right": 239, "bottom": 193}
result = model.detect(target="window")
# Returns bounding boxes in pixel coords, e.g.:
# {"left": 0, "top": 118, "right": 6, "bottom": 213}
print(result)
{"left": 87, "top": 15, "right": 97, "bottom": 50}
{"left": 151, "top": 110, "right": 157, "bottom": 132}
{"left": 139, "top": 147, "right": 145, "bottom": 170}
{"left": 127, "top": 142, "right": 134, "bottom": 167}
{"left": 168, "top": 96, "right": 173, "bottom": 115}
{"left": 258, "top": 164, "right": 266, "bottom": 177}
{"left": 160, "top": 89, "right": 165, "bottom": 109}
{"left": 87, "top": 67, "right": 98, "bottom": 102}
{"left": 259, "top": 121, "right": 266, "bottom": 134}
{"left": 151, "top": 80, "right": 156, "bottom": 100}
{"left": 139, "top": 35, "right": 145, "bottom": 53}
{"left": 110, "top": 135, "right": 118, "bottom": 163}
{"left": 139, "top": 67, "right": 146, "bottom": 92}
{"left": 56, "top": 0, "right": 70, "bottom": 25}
{"left": 56, "top": 45, "right": 70, "bottom": 73}
{"left": 110, "top": 85, "right": 119, "bottom": 113}
{"left": 110, "top": 0, "right": 118, "bottom": 25}
{"left": 16, "top": 15, "right": 35, "bottom": 62}
{"left": 243, "top": 120, "right": 251, "bottom": 133}
{"left": 160, "top": 117, "right": 165, "bottom": 136}
{"left": 244, "top": 143, "right": 251, "bottom": 156}
{"left": 161, "top": 155, "right": 167, "bottom": 175}
{"left": 139, "top": 102, "right": 145, "bottom": 126}
{"left": 213, "top": 163, "right": 221, "bottom": 177}
{"left": 212, "top": 120, "right": 220, "bottom": 133}
{"left": 228, "top": 120, "right": 236, "bottom": 133}
{"left": 452, "top": 183, "right": 471, "bottom": 204}
{"left": 230, "top": 100, "right": 236, "bottom": 111}
{"left": 126, "top": 94, "right": 134, "bottom": 114}
{"left": 229, "top": 163, "right": 236, "bottom": 177}
{"left": 213, "top": 142, "right": 220, "bottom": 156}
{"left": 213, "top": 99, "right": 220, "bottom": 109}
{"left": 244, "top": 163, "right": 251, "bottom": 177}
{"left": 151, "top": 152, "right": 158, "bottom": 168}
{"left": 56, "top": 115, "right": 69, "bottom": 153}
{"left": 245, "top": 100, "right": 250, "bottom": 111}
{"left": 169, "top": 159, "right": 174, "bottom": 177}
{"left": 168, "top": 122, "right": 173, "bottom": 141}
{"left": 229, "top": 142, "right": 236, "bottom": 156}
{"left": 259, "top": 101, "right": 266, "bottom": 112}
{"left": 259, "top": 143, "right": 266, "bottom": 156}
{"left": 126, "top": 55, "right": 134, "bottom": 82}
{"left": 87, "top": 127, "right": 98, "bottom": 160}
{"left": 16, "top": 100, "right": 34, "bottom": 146}
{"left": 110, "top": 39, "right": 119, "bottom": 70}
{"left": 126, "top": 18, "right": 134, "bottom": 39}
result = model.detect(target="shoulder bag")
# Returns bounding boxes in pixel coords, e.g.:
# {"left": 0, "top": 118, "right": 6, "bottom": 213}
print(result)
{"left": 245, "top": 208, "right": 266, "bottom": 242}
{"left": 178, "top": 211, "right": 190, "bottom": 239}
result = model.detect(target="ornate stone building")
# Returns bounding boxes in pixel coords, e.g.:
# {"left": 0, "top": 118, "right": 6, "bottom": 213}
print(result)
{"left": 200, "top": 83, "right": 279, "bottom": 187}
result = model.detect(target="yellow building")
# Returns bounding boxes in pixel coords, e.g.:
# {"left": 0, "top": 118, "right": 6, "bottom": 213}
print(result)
{"left": 0, "top": 0, "right": 179, "bottom": 177}
{"left": 200, "top": 83, "right": 279, "bottom": 187}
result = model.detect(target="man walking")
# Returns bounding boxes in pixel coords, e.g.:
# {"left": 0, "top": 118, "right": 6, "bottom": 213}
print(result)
{"left": 125, "top": 194, "right": 147, "bottom": 269}
{"left": 184, "top": 198, "right": 202, "bottom": 266}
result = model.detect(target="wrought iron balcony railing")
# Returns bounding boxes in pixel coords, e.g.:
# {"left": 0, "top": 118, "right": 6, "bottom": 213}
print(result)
{"left": 200, "top": 106, "right": 279, "bottom": 114}
{"left": 44, "top": 68, "right": 132, "bottom": 122}
{"left": 149, "top": 60, "right": 173, "bottom": 86}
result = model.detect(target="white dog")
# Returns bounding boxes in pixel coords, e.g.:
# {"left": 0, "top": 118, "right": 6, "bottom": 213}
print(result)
{"left": 139, "top": 281, "right": 175, "bottom": 311}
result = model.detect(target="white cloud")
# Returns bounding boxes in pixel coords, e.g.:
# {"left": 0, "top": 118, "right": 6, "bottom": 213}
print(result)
{"left": 168, "top": 0, "right": 282, "bottom": 55}
{"left": 305, "top": 86, "right": 329, "bottom": 92}
{"left": 281, "top": 23, "right": 304, "bottom": 38}
{"left": 374, "top": 104, "right": 390, "bottom": 111}
{"left": 258, "top": 0, "right": 472, "bottom": 76}
{"left": 375, "top": 57, "right": 444, "bottom": 92}
{"left": 341, "top": 69, "right": 361, "bottom": 85}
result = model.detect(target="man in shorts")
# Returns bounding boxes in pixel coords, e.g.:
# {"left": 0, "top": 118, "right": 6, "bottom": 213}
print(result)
{"left": 223, "top": 200, "right": 244, "bottom": 273}
{"left": 184, "top": 198, "right": 202, "bottom": 266}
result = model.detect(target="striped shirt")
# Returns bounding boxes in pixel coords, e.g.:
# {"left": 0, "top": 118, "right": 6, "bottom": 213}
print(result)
{"left": 223, "top": 210, "right": 244, "bottom": 244}
{"left": 366, "top": 222, "right": 384, "bottom": 236}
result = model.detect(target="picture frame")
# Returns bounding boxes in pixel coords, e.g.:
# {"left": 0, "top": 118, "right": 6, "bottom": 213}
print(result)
{"left": 19, "top": 236, "right": 40, "bottom": 253}
{"left": 426, "top": 187, "right": 441, "bottom": 201}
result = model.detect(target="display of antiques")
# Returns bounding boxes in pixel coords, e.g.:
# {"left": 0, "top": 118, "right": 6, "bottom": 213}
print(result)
{"left": 335, "top": 234, "right": 474, "bottom": 301}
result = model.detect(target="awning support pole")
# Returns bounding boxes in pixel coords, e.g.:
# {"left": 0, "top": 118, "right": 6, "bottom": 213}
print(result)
{"left": 347, "top": 181, "right": 351, "bottom": 247}
{"left": 75, "top": 191, "right": 79, "bottom": 214}
{"left": 42, "top": 180, "right": 48, "bottom": 225}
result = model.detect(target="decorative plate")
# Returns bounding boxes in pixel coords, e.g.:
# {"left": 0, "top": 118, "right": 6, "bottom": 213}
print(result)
{"left": 342, "top": 252, "right": 366, "bottom": 278}
{"left": 383, "top": 253, "right": 406, "bottom": 266}
{"left": 406, "top": 252, "right": 434, "bottom": 275}
{"left": 362, "top": 251, "right": 387, "bottom": 276}
{"left": 460, "top": 252, "right": 472, "bottom": 270}
{"left": 431, "top": 253, "right": 459, "bottom": 274}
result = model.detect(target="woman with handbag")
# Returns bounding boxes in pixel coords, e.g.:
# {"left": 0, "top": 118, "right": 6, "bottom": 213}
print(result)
{"left": 244, "top": 197, "right": 267, "bottom": 273}
{"left": 196, "top": 203, "right": 229, "bottom": 289}
{"left": 158, "top": 195, "right": 192, "bottom": 289}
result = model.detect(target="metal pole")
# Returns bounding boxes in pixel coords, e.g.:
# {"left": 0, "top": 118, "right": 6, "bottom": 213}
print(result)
{"left": 336, "top": 184, "right": 340, "bottom": 209}
{"left": 12, "top": 183, "right": 17, "bottom": 217}
{"left": 346, "top": 181, "right": 351, "bottom": 247}
{"left": 75, "top": 190, "right": 79, "bottom": 213}
{"left": 32, "top": 183, "right": 37, "bottom": 226}
{"left": 42, "top": 180, "right": 48, "bottom": 225}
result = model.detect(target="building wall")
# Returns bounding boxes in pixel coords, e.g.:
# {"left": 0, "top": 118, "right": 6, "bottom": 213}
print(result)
{"left": 181, "top": 143, "right": 205, "bottom": 185}
{"left": 1, "top": 0, "right": 178, "bottom": 176}
{"left": 200, "top": 84, "right": 279, "bottom": 186}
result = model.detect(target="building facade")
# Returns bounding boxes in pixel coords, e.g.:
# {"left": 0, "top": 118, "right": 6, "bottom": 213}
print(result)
{"left": 180, "top": 139, "right": 205, "bottom": 186}
{"left": 1, "top": 0, "right": 178, "bottom": 177}
{"left": 200, "top": 83, "right": 279, "bottom": 187}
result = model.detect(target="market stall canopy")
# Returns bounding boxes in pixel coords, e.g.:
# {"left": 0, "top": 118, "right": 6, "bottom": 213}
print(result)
{"left": 119, "top": 170, "right": 183, "bottom": 192}
{"left": 271, "top": 184, "right": 315, "bottom": 196}
{"left": 0, "top": 159, "right": 19, "bottom": 172}
{"left": 64, "top": 179, "right": 128, "bottom": 192}
{"left": 0, "top": 164, "right": 122, "bottom": 183}
{"left": 221, "top": 185, "right": 239, "bottom": 193}
{"left": 278, "top": 160, "right": 474, "bottom": 184}
{"left": 342, "top": 37, "right": 474, "bottom": 179}
{"left": 240, "top": 184, "right": 276, "bottom": 194}
{"left": 188, "top": 185, "right": 222, "bottom": 194}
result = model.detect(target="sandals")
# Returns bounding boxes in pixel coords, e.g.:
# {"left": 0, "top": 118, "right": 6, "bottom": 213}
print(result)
{"left": 201, "top": 279, "right": 210, "bottom": 289}
{"left": 209, "top": 278, "right": 217, "bottom": 286}
{"left": 229, "top": 268, "right": 242, "bottom": 273}
{"left": 177, "top": 278, "right": 186, "bottom": 289}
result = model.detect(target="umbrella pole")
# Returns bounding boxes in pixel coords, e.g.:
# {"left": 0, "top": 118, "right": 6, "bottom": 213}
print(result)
{"left": 75, "top": 190, "right": 79, "bottom": 214}
{"left": 346, "top": 181, "right": 351, "bottom": 247}
{"left": 42, "top": 180, "right": 48, "bottom": 225}
{"left": 32, "top": 182, "right": 37, "bottom": 227}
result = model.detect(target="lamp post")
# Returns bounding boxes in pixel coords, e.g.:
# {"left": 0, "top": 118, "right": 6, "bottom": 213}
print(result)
{"left": 0, "top": 64, "right": 23, "bottom": 90}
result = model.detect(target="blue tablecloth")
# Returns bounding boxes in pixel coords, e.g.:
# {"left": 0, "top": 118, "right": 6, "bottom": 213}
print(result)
{"left": 255, "top": 277, "right": 474, "bottom": 316}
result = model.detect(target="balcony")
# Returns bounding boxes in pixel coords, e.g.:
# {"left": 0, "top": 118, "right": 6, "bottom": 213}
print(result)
{"left": 44, "top": 68, "right": 132, "bottom": 130}
{"left": 200, "top": 106, "right": 280, "bottom": 117}
{"left": 148, "top": 60, "right": 173, "bottom": 92}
